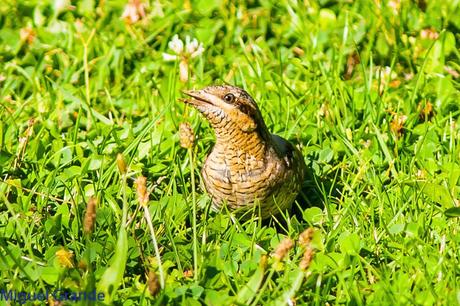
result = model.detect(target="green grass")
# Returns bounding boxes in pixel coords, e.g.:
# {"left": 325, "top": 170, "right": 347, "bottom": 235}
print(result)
{"left": 1, "top": 0, "right": 460, "bottom": 305}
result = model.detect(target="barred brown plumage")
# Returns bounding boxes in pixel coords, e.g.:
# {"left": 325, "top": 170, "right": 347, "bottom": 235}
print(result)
{"left": 182, "top": 85, "right": 306, "bottom": 219}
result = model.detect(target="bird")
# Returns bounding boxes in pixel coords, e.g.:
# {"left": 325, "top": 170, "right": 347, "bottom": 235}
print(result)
{"left": 182, "top": 85, "right": 306, "bottom": 219}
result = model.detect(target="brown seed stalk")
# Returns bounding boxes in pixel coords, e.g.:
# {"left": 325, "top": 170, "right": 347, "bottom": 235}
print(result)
{"left": 147, "top": 270, "right": 161, "bottom": 296}
{"left": 298, "top": 227, "right": 314, "bottom": 249}
{"left": 179, "top": 122, "right": 195, "bottom": 149}
{"left": 83, "top": 197, "right": 97, "bottom": 235}
{"left": 418, "top": 101, "right": 434, "bottom": 121}
{"left": 390, "top": 113, "right": 407, "bottom": 137}
{"left": 135, "top": 176, "right": 149, "bottom": 207}
{"left": 272, "top": 238, "right": 294, "bottom": 261}
{"left": 116, "top": 153, "right": 127, "bottom": 175}
{"left": 299, "top": 247, "right": 315, "bottom": 271}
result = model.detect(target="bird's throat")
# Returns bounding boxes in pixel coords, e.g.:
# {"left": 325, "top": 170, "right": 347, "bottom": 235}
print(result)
{"left": 214, "top": 130, "right": 267, "bottom": 161}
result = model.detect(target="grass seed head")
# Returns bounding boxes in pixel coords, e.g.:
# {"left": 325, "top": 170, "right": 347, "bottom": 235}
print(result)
{"left": 299, "top": 247, "right": 315, "bottom": 271}
{"left": 418, "top": 100, "right": 434, "bottom": 120}
{"left": 344, "top": 52, "right": 359, "bottom": 80}
{"left": 116, "top": 153, "right": 127, "bottom": 175}
{"left": 20, "top": 27, "right": 36, "bottom": 45}
{"left": 293, "top": 46, "right": 304, "bottom": 57}
{"left": 183, "top": 269, "right": 193, "bottom": 278}
{"left": 420, "top": 27, "right": 439, "bottom": 40}
{"left": 83, "top": 197, "right": 97, "bottom": 235}
{"left": 135, "top": 176, "right": 149, "bottom": 206}
{"left": 179, "top": 122, "right": 195, "bottom": 149}
{"left": 299, "top": 227, "right": 314, "bottom": 248}
{"left": 147, "top": 271, "right": 161, "bottom": 296}
{"left": 272, "top": 238, "right": 294, "bottom": 261}
{"left": 259, "top": 254, "right": 268, "bottom": 270}
{"left": 390, "top": 113, "right": 407, "bottom": 137}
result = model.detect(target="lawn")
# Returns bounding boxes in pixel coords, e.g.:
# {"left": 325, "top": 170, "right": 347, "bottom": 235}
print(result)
{"left": 1, "top": 0, "right": 460, "bottom": 305}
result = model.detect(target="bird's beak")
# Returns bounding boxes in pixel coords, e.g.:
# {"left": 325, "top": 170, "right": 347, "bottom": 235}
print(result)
{"left": 182, "top": 89, "right": 216, "bottom": 107}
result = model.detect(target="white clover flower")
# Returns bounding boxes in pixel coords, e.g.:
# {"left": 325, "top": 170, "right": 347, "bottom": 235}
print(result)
{"left": 162, "top": 34, "right": 204, "bottom": 61}
{"left": 162, "top": 52, "right": 178, "bottom": 61}
{"left": 184, "top": 35, "right": 193, "bottom": 53}
{"left": 163, "top": 34, "right": 204, "bottom": 82}
{"left": 169, "top": 35, "right": 184, "bottom": 55}
{"left": 187, "top": 37, "right": 204, "bottom": 58}
{"left": 122, "top": 3, "right": 138, "bottom": 23}
{"left": 184, "top": 35, "right": 205, "bottom": 58}
{"left": 190, "top": 43, "right": 204, "bottom": 58}
{"left": 121, "top": 0, "right": 146, "bottom": 24}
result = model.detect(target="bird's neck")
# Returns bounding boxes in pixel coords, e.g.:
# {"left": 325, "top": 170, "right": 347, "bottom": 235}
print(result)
{"left": 213, "top": 128, "right": 270, "bottom": 160}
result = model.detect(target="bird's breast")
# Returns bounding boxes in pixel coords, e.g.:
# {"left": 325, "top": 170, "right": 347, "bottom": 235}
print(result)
{"left": 201, "top": 143, "right": 289, "bottom": 207}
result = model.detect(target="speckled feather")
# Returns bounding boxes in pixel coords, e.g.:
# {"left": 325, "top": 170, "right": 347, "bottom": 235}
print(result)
{"left": 183, "top": 85, "right": 306, "bottom": 219}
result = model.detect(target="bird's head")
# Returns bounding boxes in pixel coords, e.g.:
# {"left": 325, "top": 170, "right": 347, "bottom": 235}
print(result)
{"left": 182, "top": 85, "right": 268, "bottom": 138}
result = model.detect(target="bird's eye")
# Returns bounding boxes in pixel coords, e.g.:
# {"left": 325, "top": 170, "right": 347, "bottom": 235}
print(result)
{"left": 223, "top": 93, "right": 235, "bottom": 103}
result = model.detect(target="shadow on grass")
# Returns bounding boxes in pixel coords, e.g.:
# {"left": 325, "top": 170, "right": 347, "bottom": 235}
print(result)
{"left": 296, "top": 152, "right": 344, "bottom": 215}
{"left": 268, "top": 151, "right": 343, "bottom": 230}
